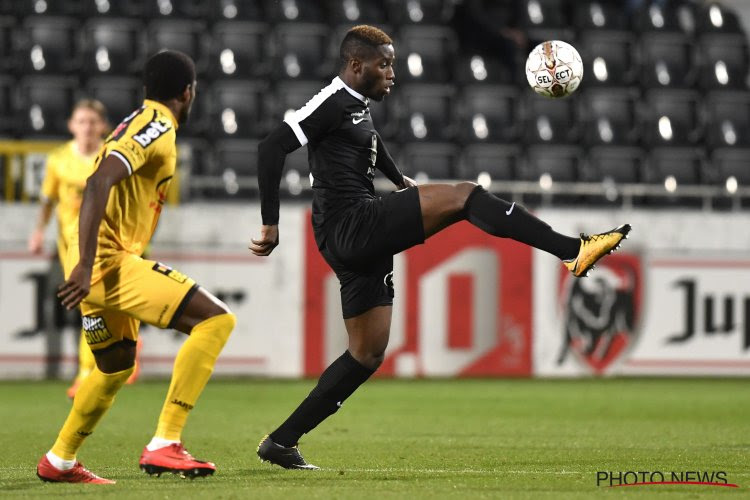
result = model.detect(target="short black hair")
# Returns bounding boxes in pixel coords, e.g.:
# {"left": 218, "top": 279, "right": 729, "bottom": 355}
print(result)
{"left": 143, "top": 50, "right": 196, "bottom": 101}
{"left": 340, "top": 25, "right": 393, "bottom": 67}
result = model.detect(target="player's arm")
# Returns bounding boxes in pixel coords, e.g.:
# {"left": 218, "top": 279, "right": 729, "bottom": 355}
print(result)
{"left": 58, "top": 155, "right": 129, "bottom": 309}
{"left": 251, "top": 97, "right": 341, "bottom": 256}
{"left": 374, "top": 131, "right": 416, "bottom": 189}
{"left": 250, "top": 123, "right": 301, "bottom": 256}
{"left": 28, "top": 198, "right": 54, "bottom": 253}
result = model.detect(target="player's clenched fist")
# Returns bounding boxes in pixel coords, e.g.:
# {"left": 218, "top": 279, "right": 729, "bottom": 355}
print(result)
{"left": 249, "top": 224, "right": 279, "bottom": 256}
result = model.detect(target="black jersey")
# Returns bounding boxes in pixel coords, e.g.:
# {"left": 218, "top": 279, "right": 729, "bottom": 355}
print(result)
{"left": 285, "top": 77, "right": 402, "bottom": 232}
{"left": 258, "top": 77, "right": 404, "bottom": 233}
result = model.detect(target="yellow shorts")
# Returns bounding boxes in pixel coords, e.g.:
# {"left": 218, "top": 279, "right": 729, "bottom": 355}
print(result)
{"left": 66, "top": 250, "right": 197, "bottom": 351}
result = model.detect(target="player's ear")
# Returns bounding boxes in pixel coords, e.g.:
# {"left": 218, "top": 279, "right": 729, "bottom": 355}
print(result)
{"left": 178, "top": 84, "right": 192, "bottom": 103}
{"left": 350, "top": 57, "right": 363, "bottom": 75}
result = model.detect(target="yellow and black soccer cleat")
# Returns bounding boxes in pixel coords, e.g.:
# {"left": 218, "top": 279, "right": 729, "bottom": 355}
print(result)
{"left": 563, "top": 224, "right": 631, "bottom": 278}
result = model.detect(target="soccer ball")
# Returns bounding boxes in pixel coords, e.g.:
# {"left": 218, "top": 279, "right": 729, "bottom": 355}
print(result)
{"left": 525, "top": 40, "right": 583, "bottom": 98}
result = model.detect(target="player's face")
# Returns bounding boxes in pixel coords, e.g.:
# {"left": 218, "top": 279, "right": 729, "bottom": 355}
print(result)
{"left": 68, "top": 108, "right": 107, "bottom": 147}
{"left": 360, "top": 44, "right": 395, "bottom": 102}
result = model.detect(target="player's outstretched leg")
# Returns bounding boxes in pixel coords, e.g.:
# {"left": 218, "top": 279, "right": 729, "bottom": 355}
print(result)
{"left": 139, "top": 290, "right": 235, "bottom": 479}
{"left": 37, "top": 342, "right": 135, "bottom": 484}
{"left": 419, "top": 183, "right": 631, "bottom": 277}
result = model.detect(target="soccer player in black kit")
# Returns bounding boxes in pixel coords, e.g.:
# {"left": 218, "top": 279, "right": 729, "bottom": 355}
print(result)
{"left": 251, "top": 25, "right": 630, "bottom": 469}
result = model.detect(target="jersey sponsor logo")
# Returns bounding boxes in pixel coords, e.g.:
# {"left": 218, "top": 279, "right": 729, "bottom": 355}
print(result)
{"left": 132, "top": 117, "right": 172, "bottom": 148}
{"left": 152, "top": 261, "right": 188, "bottom": 283}
{"left": 82, "top": 315, "right": 113, "bottom": 345}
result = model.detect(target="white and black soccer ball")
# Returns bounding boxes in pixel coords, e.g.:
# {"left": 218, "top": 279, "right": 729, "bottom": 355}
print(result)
{"left": 525, "top": 40, "right": 583, "bottom": 98}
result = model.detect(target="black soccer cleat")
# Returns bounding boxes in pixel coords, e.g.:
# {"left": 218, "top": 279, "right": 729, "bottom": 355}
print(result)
{"left": 257, "top": 435, "right": 319, "bottom": 470}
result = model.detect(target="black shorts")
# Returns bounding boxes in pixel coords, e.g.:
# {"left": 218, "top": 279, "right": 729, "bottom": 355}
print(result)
{"left": 316, "top": 187, "right": 425, "bottom": 319}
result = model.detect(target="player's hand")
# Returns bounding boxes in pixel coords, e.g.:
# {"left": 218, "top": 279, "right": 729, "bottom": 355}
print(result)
{"left": 249, "top": 225, "right": 279, "bottom": 257}
{"left": 400, "top": 175, "right": 417, "bottom": 189}
{"left": 57, "top": 263, "right": 92, "bottom": 310}
{"left": 28, "top": 228, "right": 44, "bottom": 254}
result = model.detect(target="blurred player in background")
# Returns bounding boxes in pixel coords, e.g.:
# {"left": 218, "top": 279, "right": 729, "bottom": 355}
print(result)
{"left": 28, "top": 99, "right": 142, "bottom": 398}
{"left": 36, "top": 50, "right": 236, "bottom": 484}
{"left": 251, "top": 25, "right": 630, "bottom": 469}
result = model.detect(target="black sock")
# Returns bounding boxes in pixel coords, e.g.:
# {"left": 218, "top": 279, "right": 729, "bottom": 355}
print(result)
{"left": 269, "top": 351, "right": 375, "bottom": 447}
{"left": 464, "top": 186, "right": 580, "bottom": 260}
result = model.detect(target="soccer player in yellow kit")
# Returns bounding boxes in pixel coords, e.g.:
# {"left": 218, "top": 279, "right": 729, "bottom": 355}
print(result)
{"left": 36, "top": 50, "right": 236, "bottom": 484}
{"left": 29, "top": 99, "right": 142, "bottom": 398}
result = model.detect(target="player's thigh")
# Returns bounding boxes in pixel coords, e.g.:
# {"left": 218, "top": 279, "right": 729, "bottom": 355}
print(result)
{"left": 79, "top": 300, "right": 139, "bottom": 354}
{"left": 374, "top": 186, "right": 425, "bottom": 256}
{"left": 90, "top": 255, "right": 200, "bottom": 330}
{"left": 416, "top": 182, "right": 477, "bottom": 238}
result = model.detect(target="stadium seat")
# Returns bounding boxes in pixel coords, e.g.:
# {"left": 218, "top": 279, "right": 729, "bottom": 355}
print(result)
{"left": 695, "top": 1, "right": 743, "bottom": 34}
{"left": 579, "top": 31, "right": 637, "bottom": 86}
{"left": 518, "top": 0, "right": 574, "bottom": 44}
{"left": 642, "top": 89, "right": 700, "bottom": 147}
{"left": 712, "top": 148, "right": 750, "bottom": 186}
{"left": 522, "top": 92, "right": 579, "bottom": 144}
{"left": 19, "top": 0, "right": 83, "bottom": 16}
{"left": 0, "top": 16, "right": 15, "bottom": 75}
{"left": 459, "top": 84, "right": 520, "bottom": 143}
{"left": 85, "top": 76, "right": 141, "bottom": 126}
{"left": 213, "top": 139, "right": 260, "bottom": 177}
{"left": 524, "top": 145, "right": 584, "bottom": 204}
{"left": 394, "top": 26, "right": 456, "bottom": 83}
{"left": 386, "top": 0, "right": 453, "bottom": 25}
{"left": 142, "top": 0, "right": 208, "bottom": 18}
{"left": 640, "top": 32, "right": 696, "bottom": 88}
{"left": 585, "top": 146, "right": 643, "bottom": 184}
{"left": 633, "top": 0, "right": 695, "bottom": 33}
{"left": 453, "top": 53, "right": 516, "bottom": 85}
{"left": 580, "top": 87, "right": 639, "bottom": 146}
{"left": 17, "top": 76, "right": 77, "bottom": 136}
{"left": 704, "top": 91, "right": 750, "bottom": 149}
{"left": 210, "top": 22, "right": 269, "bottom": 79}
{"left": 265, "top": 0, "right": 326, "bottom": 23}
{"left": 82, "top": 18, "right": 144, "bottom": 76}
{"left": 145, "top": 20, "right": 207, "bottom": 73}
{"left": 0, "top": 75, "right": 14, "bottom": 135}
{"left": 573, "top": 1, "right": 630, "bottom": 31}
{"left": 646, "top": 147, "right": 708, "bottom": 208}
{"left": 697, "top": 34, "right": 749, "bottom": 90}
{"left": 209, "top": 0, "right": 265, "bottom": 21}
{"left": 524, "top": 145, "right": 583, "bottom": 183}
{"left": 399, "top": 142, "right": 459, "bottom": 180}
{"left": 82, "top": 0, "right": 145, "bottom": 17}
{"left": 272, "top": 23, "right": 330, "bottom": 80}
{"left": 209, "top": 80, "right": 270, "bottom": 140}
{"left": 20, "top": 17, "right": 79, "bottom": 74}
{"left": 458, "top": 144, "right": 521, "bottom": 182}
{"left": 326, "top": 0, "right": 388, "bottom": 24}
{"left": 393, "top": 83, "right": 456, "bottom": 142}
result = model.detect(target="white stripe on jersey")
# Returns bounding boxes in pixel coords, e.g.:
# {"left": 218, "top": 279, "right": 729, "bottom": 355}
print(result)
{"left": 284, "top": 77, "right": 346, "bottom": 147}
{"left": 108, "top": 150, "right": 133, "bottom": 175}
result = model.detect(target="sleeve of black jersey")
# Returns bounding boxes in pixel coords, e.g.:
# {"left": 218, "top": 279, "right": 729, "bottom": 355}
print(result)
{"left": 257, "top": 122, "right": 303, "bottom": 225}
{"left": 285, "top": 95, "right": 343, "bottom": 147}
{"left": 375, "top": 131, "right": 405, "bottom": 188}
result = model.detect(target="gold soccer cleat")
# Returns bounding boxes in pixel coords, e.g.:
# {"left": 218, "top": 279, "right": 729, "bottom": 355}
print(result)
{"left": 563, "top": 224, "right": 631, "bottom": 277}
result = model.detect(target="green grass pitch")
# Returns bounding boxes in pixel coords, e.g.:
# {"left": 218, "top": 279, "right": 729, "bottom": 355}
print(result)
{"left": 1, "top": 378, "right": 748, "bottom": 499}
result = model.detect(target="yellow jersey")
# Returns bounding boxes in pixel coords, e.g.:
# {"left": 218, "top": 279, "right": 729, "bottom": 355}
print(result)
{"left": 85, "top": 99, "right": 178, "bottom": 281}
{"left": 41, "top": 140, "right": 98, "bottom": 258}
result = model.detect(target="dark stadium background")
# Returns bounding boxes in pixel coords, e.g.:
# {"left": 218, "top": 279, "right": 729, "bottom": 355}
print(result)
{"left": 2, "top": 0, "right": 750, "bottom": 209}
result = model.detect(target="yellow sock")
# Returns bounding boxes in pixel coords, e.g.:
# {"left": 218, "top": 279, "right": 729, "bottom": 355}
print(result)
{"left": 155, "top": 313, "right": 235, "bottom": 441}
{"left": 77, "top": 330, "right": 96, "bottom": 381}
{"left": 51, "top": 366, "right": 134, "bottom": 460}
